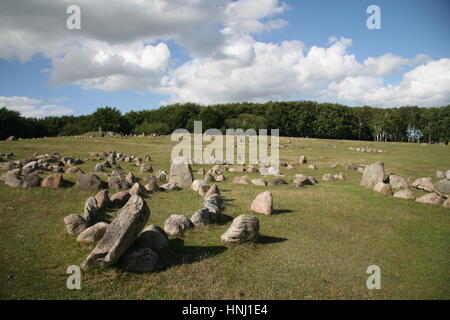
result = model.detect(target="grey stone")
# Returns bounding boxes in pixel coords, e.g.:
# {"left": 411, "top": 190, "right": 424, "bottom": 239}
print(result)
{"left": 163, "top": 214, "right": 193, "bottom": 236}
{"left": 360, "top": 162, "right": 384, "bottom": 189}
{"left": 220, "top": 214, "right": 260, "bottom": 244}
{"left": 393, "top": 188, "right": 415, "bottom": 200}
{"left": 118, "top": 247, "right": 158, "bottom": 273}
{"left": 80, "top": 195, "right": 150, "bottom": 269}
{"left": 435, "top": 179, "right": 450, "bottom": 193}
{"left": 168, "top": 157, "right": 193, "bottom": 188}
{"left": 22, "top": 172, "right": 41, "bottom": 188}
{"left": 77, "top": 222, "right": 109, "bottom": 243}
{"left": 64, "top": 214, "right": 88, "bottom": 236}
{"left": 77, "top": 173, "right": 102, "bottom": 190}
{"left": 134, "top": 225, "right": 169, "bottom": 251}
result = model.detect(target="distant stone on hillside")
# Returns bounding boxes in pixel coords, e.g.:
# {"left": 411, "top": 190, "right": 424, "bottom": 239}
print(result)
{"left": 393, "top": 189, "right": 415, "bottom": 200}
{"left": 221, "top": 214, "right": 260, "bottom": 244}
{"left": 77, "top": 173, "right": 102, "bottom": 190}
{"left": 22, "top": 172, "right": 41, "bottom": 188}
{"left": 360, "top": 162, "right": 384, "bottom": 189}
{"left": 389, "top": 175, "right": 408, "bottom": 190}
{"left": 411, "top": 178, "right": 434, "bottom": 193}
{"left": 168, "top": 157, "right": 193, "bottom": 188}
{"left": 5, "top": 173, "right": 21, "bottom": 188}
{"left": 373, "top": 182, "right": 392, "bottom": 196}
{"left": 298, "top": 156, "right": 307, "bottom": 164}
{"left": 322, "top": 173, "right": 334, "bottom": 181}
{"left": 435, "top": 179, "right": 450, "bottom": 194}
{"left": 415, "top": 193, "right": 443, "bottom": 206}
{"left": 41, "top": 173, "right": 63, "bottom": 189}
{"left": 81, "top": 195, "right": 150, "bottom": 270}
{"left": 436, "top": 171, "right": 445, "bottom": 179}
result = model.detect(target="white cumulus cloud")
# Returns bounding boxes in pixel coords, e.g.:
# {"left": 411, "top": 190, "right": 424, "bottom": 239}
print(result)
{"left": 0, "top": 96, "right": 74, "bottom": 118}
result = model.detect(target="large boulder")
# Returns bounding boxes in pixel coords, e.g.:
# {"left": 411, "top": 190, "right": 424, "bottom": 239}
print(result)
{"left": 118, "top": 247, "right": 158, "bottom": 273}
{"left": 41, "top": 173, "right": 63, "bottom": 189}
{"left": 163, "top": 214, "right": 193, "bottom": 236}
{"left": 191, "top": 179, "right": 207, "bottom": 192}
{"left": 191, "top": 208, "right": 213, "bottom": 226}
{"left": 80, "top": 195, "right": 150, "bottom": 270}
{"left": 110, "top": 191, "right": 131, "bottom": 207}
{"left": 168, "top": 157, "right": 193, "bottom": 188}
{"left": 393, "top": 188, "right": 415, "bottom": 200}
{"left": 134, "top": 225, "right": 169, "bottom": 251}
{"left": 389, "top": 175, "right": 408, "bottom": 190}
{"left": 64, "top": 214, "right": 88, "bottom": 236}
{"left": 1, "top": 168, "right": 20, "bottom": 181}
{"left": 250, "top": 191, "right": 273, "bottom": 215}
{"left": 83, "top": 197, "right": 99, "bottom": 225}
{"left": 95, "top": 190, "right": 110, "bottom": 210}
{"left": 144, "top": 181, "right": 160, "bottom": 193}
{"left": 415, "top": 193, "right": 443, "bottom": 206}
{"left": 220, "top": 214, "right": 260, "bottom": 244}
{"left": 360, "top": 161, "right": 384, "bottom": 189}
{"left": 77, "top": 222, "right": 109, "bottom": 243}
{"left": 411, "top": 178, "right": 434, "bottom": 192}
{"left": 22, "top": 172, "right": 41, "bottom": 188}
{"left": 435, "top": 179, "right": 450, "bottom": 194}
{"left": 77, "top": 173, "right": 102, "bottom": 190}
{"left": 373, "top": 182, "right": 392, "bottom": 196}
{"left": 4, "top": 173, "right": 21, "bottom": 187}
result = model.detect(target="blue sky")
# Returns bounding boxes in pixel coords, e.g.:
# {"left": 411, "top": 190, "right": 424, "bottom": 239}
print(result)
{"left": 0, "top": 0, "right": 449, "bottom": 117}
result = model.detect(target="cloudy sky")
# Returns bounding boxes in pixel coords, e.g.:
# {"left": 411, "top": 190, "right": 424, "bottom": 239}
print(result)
{"left": 0, "top": 0, "right": 449, "bottom": 117}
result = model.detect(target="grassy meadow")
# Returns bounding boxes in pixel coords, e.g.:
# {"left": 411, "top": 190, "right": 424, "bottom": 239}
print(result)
{"left": 0, "top": 135, "right": 449, "bottom": 299}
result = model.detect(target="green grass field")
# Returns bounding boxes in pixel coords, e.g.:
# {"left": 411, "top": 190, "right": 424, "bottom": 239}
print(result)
{"left": 0, "top": 136, "right": 449, "bottom": 299}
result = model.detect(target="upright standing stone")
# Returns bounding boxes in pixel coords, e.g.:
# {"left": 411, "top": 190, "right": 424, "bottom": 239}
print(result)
{"left": 360, "top": 162, "right": 385, "bottom": 189}
{"left": 168, "top": 157, "right": 193, "bottom": 188}
{"left": 80, "top": 195, "right": 150, "bottom": 270}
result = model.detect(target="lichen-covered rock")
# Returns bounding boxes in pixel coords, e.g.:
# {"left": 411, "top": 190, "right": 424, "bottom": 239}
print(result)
{"left": 220, "top": 214, "right": 260, "bottom": 244}
{"left": 77, "top": 222, "right": 109, "bottom": 243}
{"left": 415, "top": 193, "right": 443, "bottom": 206}
{"left": 64, "top": 214, "right": 88, "bottom": 236}
{"left": 168, "top": 157, "right": 193, "bottom": 188}
{"left": 163, "top": 214, "right": 193, "bottom": 236}
{"left": 411, "top": 178, "right": 434, "bottom": 193}
{"left": 22, "top": 172, "right": 41, "bottom": 188}
{"left": 360, "top": 162, "right": 384, "bottom": 189}
{"left": 95, "top": 190, "right": 110, "bottom": 210}
{"left": 191, "top": 208, "right": 212, "bottom": 226}
{"left": 373, "top": 182, "right": 392, "bottom": 196}
{"left": 77, "top": 173, "right": 102, "bottom": 190}
{"left": 110, "top": 191, "right": 131, "bottom": 207}
{"left": 393, "top": 188, "right": 415, "bottom": 200}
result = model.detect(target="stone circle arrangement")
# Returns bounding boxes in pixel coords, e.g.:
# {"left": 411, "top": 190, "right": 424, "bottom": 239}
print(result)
{"left": 1, "top": 149, "right": 449, "bottom": 273}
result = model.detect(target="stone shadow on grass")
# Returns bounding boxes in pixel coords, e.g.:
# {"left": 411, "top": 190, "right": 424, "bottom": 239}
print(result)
{"left": 257, "top": 235, "right": 287, "bottom": 244}
{"left": 272, "top": 209, "right": 294, "bottom": 215}
{"left": 155, "top": 238, "right": 227, "bottom": 272}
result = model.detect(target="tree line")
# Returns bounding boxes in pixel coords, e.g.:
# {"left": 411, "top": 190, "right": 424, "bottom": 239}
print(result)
{"left": 1, "top": 101, "right": 449, "bottom": 143}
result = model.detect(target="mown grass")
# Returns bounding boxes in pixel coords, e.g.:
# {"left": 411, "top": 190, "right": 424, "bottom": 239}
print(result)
{"left": 0, "top": 136, "right": 449, "bottom": 299}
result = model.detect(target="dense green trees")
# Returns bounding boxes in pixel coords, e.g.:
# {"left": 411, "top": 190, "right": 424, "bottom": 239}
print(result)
{"left": 0, "top": 102, "right": 449, "bottom": 142}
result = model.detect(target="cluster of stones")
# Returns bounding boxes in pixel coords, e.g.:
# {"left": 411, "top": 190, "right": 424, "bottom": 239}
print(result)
{"left": 1, "top": 151, "right": 86, "bottom": 189}
{"left": 65, "top": 191, "right": 168, "bottom": 273}
{"left": 168, "top": 158, "right": 261, "bottom": 244}
{"left": 349, "top": 146, "right": 385, "bottom": 153}
{"left": 360, "top": 162, "right": 449, "bottom": 209}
